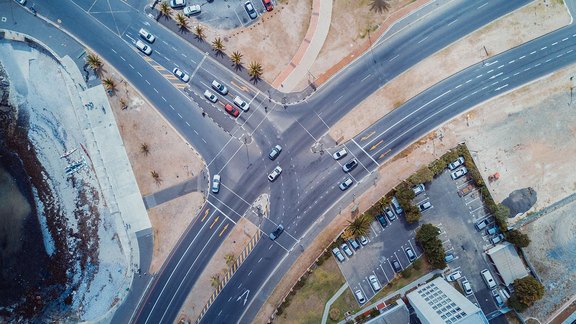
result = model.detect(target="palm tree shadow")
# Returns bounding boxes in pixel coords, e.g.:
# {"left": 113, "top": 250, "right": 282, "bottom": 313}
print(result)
{"left": 250, "top": 76, "right": 261, "bottom": 84}
{"left": 233, "top": 64, "right": 244, "bottom": 72}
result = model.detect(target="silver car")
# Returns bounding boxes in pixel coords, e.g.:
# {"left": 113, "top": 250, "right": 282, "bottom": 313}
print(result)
{"left": 339, "top": 178, "right": 353, "bottom": 191}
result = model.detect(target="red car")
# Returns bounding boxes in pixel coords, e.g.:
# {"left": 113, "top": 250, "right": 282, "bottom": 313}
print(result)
{"left": 262, "top": 0, "right": 273, "bottom": 11}
{"left": 224, "top": 103, "right": 240, "bottom": 117}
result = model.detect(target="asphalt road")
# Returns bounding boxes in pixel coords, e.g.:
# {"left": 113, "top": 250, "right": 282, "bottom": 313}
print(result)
{"left": 4, "top": 0, "right": 576, "bottom": 323}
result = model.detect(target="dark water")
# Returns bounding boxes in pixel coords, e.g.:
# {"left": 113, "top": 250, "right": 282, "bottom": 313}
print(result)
{"left": 0, "top": 150, "right": 49, "bottom": 306}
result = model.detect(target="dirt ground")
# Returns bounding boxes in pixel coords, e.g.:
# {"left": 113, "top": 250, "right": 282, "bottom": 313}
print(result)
{"left": 177, "top": 217, "right": 258, "bottom": 322}
{"left": 329, "top": 0, "right": 570, "bottom": 142}
{"left": 521, "top": 199, "right": 576, "bottom": 323}
{"left": 106, "top": 67, "right": 205, "bottom": 273}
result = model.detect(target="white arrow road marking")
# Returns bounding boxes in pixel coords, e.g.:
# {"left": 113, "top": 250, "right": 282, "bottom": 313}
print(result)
{"left": 237, "top": 290, "right": 250, "bottom": 306}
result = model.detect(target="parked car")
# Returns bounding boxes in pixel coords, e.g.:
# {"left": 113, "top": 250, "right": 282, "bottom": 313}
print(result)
{"left": 183, "top": 4, "right": 201, "bottom": 16}
{"left": 341, "top": 243, "right": 353, "bottom": 257}
{"left": 269, "top": 224, "right": 284, "bottom": 240}
{"left": 444, "top": 253, "right": 455, "bottom": 263}
{"left": 172, "top": 68, "right": 190, "bottom": 82}
{"left": 262, "top": 0, "right": 273, "bottom": 11}
{"left": 405, "top": 247, "right": 416, "bottom": 261}
{"left": 412, "top": 183, "right": 425, "bottom": 196}
{"left": 332, "top": 148, "right": 347, "bottom": 160}
{"left": 451, "top": 167, "right": 468, "bottom": 180}
{"left": 332, "top": 247, "right": 345, "bottom": 262}
{"left": 481, "top": 269, "right": 497, "bottom": 289}
{"left": 211, "top": 80, "right": 228, "bottom": 95}
{"left": 492, "top": 289, "right": 504, "bottom": 307}
{"left": 211, "top": 174, "right": 221, "bottom": 193}
{"left": 448, "top": 156, "right": 465, "bottom": 170}
{"left": 342, "top": 159, "right": 358, "bottom": 172}
{"left": 244, "top": 1, "right": 257, "bottom": 19}
{"left": 475, "top": 218, "right": 490, "bottom": 231}
{"left": 204, "top": 90, "right": 217, "bottom": 103}
{"left": 233, "top": 96, "right": 250, "bottom": 112}
{"left": 369, "top": 275, "right": 382, "bottom": 291}
{"left": 486, "top": 225, "right": 498, "bottom": 236}
{"left": 135, "top": 40, "right": 152, "bottom": 55}
{"left": 490, "top": 233, "right": 505, "bottom": 244}
{"left": 418, "top": 201, "right": 432, "bottom": 211}
{"left": 268, "top": 145, "right": 282, "bottom": 160}
{"left": 267, "top": 166, "right": 282, "bottom": 181}
{"left": 348, "top": 239, "right": 360, "bottom": 250}
{"left": 138, "top": 28, "right": 156, "bottom": 43}
{"left": 16, "top": 0, "right": 27, "bottom": 5}
{"left": 461, "top": 279, "right": 473, "bottom": 295}
{"left": 224, "top": 103, "right": 240, "bottom": 117}
{"left": 391, "top": 196, "right": 404, "bottom": 214}
{"left": 392, "top": 260, "right": 402, "bottom": 272}
{"left": 447, "top": 270, "right": 462, "bottom": 282}
{"left": 359, "top": 236, "right": 368, "bottom": 246}
{"left": 170, "top": 0, "right": 186, "bottom": 8}
{"left": 339, "top": 178, "right": 353, "bottom": 191}
{"left": 384, "top": 207, "right": 396, "bottom": 221}
{"left": 355, "top": 290, "right": 366, "bottom": 305}
{"left": 376, "top": 214, "right": 387, "bottom": 229}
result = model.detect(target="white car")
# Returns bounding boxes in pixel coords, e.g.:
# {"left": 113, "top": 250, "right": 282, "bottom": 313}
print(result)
{"left": 138, "top": 28, "right": 156, "bottom": 43}
{"left": 355, "top": 290, "right": 366, "bottom": 305}
{"left": 359, "top": 236, "right": 368, "bottom": 246}
{"left": 268, "top": 166, "right": 282, "bottom": 182}
{"left": 211, "top": 80, "right": 228, "bottom": 95}
{"left": 369, "top": 275, "right": 382, "bottom": 291}
{"left": 461, "top": 279, "right": 473, "bottom": 295}
{"left": 183, "top": 4, "right": 201, "bottom": 16}
{"left": 339, "top": 178, "right": 353, "bottom": 191}
{"left": 204, "top": 90, "right": 217, "bottom": 103}
{"left": 448, "top": 156, "right": 465, "bottom": 170}
{"left": 341, "top": 243, "right": 353, "bottom": 257}
{"left": 16, "top": 0, "right": 26, "bottom": 5}
{"left": 170, "top": 0, "right": 186, "bottom": 8}
{"left": 447, "top": 270, "right": 462, "bottom": 282}
{"left": 172, "top": 68, "right": 190, "bottom": 82}
{"left": 418, "top": 201, "right": 432, "bottom": 212}
{"left": 451, "top": 167, "right": 468, "bottom": 180}
{"left": 332, "top": 148, "right": 347, "bottom": 160}
{"left": 332, "top": 247, "right": 345, "bottom": 262}
{"left": 135, "top": 40, "right": 152, "bottom": 55}
{"left": 412, "top": 183, "right": 425, "bottom": 196}
{"left": 233, "top": 96, "right": 250, "bottom": 112}
{"left": 211, "top": 174, "right": 221, "bottom": 193}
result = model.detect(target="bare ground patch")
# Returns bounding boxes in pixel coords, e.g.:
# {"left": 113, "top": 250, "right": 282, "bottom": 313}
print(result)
{"left": 329, "top": 0, "right": 570, "bottom": 142}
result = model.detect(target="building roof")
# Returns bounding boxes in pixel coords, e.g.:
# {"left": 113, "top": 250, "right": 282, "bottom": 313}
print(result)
{"left": 365, "top": 299, "right": 410, "bottom": 324}
{"left": 407, "top": 277, "right": 487, "bottom": 324}
{"left": 486, "top": 242, "right": 529, "bottom": 286}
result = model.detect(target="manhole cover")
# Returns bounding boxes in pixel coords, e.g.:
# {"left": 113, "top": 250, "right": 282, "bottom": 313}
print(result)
{"left": 1, "top": 17, "right": 7, "bottom": 22}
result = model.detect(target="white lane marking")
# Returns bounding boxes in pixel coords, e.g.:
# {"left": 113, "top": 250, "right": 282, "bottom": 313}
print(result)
{"left": 193, "top": 130, "right": 198, "bottom": 135}
{"left": 502, "top": 76, "right": 509, "bottom": 81}
{"left": 497, "top": 64, "right": 505, "bottom": 69}
{"left": 519, "top": 55, "right": 526, "bottom": 60}
{"left": 508, "top": 60, "right": 515, "bottom": 64}
{"left": 181, "top": 53, "right": 187, "bottom": 58}
{"left": 177, "top": 113, "right": 183, "bottom": 118}
{"left": 169, "top": 104, "right": 175, "bottom": 110}
{"left": 545, "top": 59, "right": 552, "bottom": 63}
{"left": 476, "top": 74, "right": 483, "bottom": 78}
{"left": 534, "top": 63, "right": 542, "bottom": 67}
{"left": 524, "top": 67, "right": 531, "bottom": 72}
{"left": 489, "top": 72, "right": 503, "bottom": 80}
{"left": 477, "top": 3, "right": 488, "bottom": 9}
{"left": 351, "top": 138, "right": 379, "bottom": 166}
{"left": 530, "top": 51, "right": 537, "bottom": 55}
{"left": 389, "top": 54, "right": 399, "bottom": 62}
{"left": 557, "top": 53, "right": 564, "bottom": 58}
{"left": 541, "top": 46, "right": 547, "bottom": 50}
{"left": 567, "top": 49, "right": 574, "bottom": 54}
{"left": 129, "top": 63, "right": 134, "bottom": 69}
{"left": 513, "top": 72, "right": 520, "bottom": 76}
{"left": 417, "top": 36, "right": 429, "bottom": 44}
{"left": 111, "top": 49, "right": 117, "bottom": 54}
{"left": 162, "top": 96, "right": 167, "bottom": 102}
{"left": 495, "top": 84, "right": 509, "bottom": 91}
{"left": 334, "top": 95, "right": 344, "bottom": 103}
{"left": 487, "top": 69, "right": 494, "bottom": 74}
{"left": 552, "top": 42, "right": 558, "bottom": 46}
{"left": 186, "top": 121, "right": 190, "bottom": 126}
{"left": 562, "top": 37, "right": 569, "bottom": 41}
{"left": 455, "top": 84, "right": 463, "bottom": 89}
{"left": 120, "top": 56, "right": 126, "bottom": 61}
{"left": 465, "top": 79, "right": 472, "bottom": 84}
{"left": 202, "top": 138, "right": 207, "bottom": 144}
{"left": 145, "top": 80, "right": 151, "bottom": 85}
{"left": 361, "top": 74, "right": 372, "bottom": 82}
{"left": 154, "top": 88, "right": 159, "bottom": 93}
{"left": 485, "top": 61, "right": 498, "bottom": 66}
{"left": 137, "top": 72, "right": 143, "bottom": 77}
{"left": 448, "top": 19, "right": 458, "bottom": 26}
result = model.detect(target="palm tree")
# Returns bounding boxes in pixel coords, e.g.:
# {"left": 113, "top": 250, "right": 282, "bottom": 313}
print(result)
{"left": 212, "top": 37, "right": 225, "bottom": 56}
{"left": 248, "top": 61, "right": 263, "bottom": 82}
{"left": 158, "top": 2, "right": 172, "bottom": 20}
{"left": 224, "top": 253, "right": 235, "bottom": 267}
{"left": 140, "top": 143, "right": 150, "bottom": 156}
{"left": 230, "top": 51, "right": 243, "bottom": 70}
{"left": 120, "top": 98, "right": 128, "bottom": 110}
{"left": 369, "top": 0, "right": 391, "bottom": 13}
{"left": 194, "top": 24, "right": 205, "bottom": 41}
{"left": 210, "top": 274, "right": 221, "bottom": 288}
{"left": 86, "top": 53, "right": 103, "bottom": 72}
{"left": 102, "top": 77, "right": 116, "bottom": 92}
{"left": 151, "top": 170, "right": 162, "bottom": 185}
{"left": 344, "top": 214, "right": 371, "bottom": 238}
{"left": 175, "top": 13, "right": 189, "bottom": 30}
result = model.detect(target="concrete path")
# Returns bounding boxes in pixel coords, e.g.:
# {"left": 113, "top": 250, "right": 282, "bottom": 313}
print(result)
{"left": 321, "top": 282, "right": 349, "bottom": 324}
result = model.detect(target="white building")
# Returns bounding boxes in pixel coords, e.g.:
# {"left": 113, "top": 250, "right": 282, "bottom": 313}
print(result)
{"left": 407, "top": 277, "right": 488, "bottom": 324}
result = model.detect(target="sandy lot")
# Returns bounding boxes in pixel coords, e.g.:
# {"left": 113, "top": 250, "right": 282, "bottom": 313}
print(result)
{"left": 329, "top": 0, "right": 570, "bottom": 142}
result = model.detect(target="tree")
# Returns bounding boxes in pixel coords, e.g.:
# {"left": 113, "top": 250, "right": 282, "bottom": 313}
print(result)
{"left": 175, "top": 13, "right": 189, "bottom": 30}
{"left": 231, "top": 51, "right": 243, "bottom": 70}
{"left": 405, "top": 207, "right": 421, "bottom": 224}
{"left": 329, "top": 308, "right": 341, "bottom": 322}
{"left": 140, "top": 143, "right": 150, "bottom": 156}
{"left": 343, "top": 214, "right": 371, "bottom": 239}
{"left": 511, "top": 277, "right": 544, "bottom": 311}
{"left": 194, "top": 24, "right": 206, "bottom": 41}
{"left": 210, "top": 274, "right": 221, "bottom": 288}
{"left": 224, "top": 253, "right": 236, "bottom": 267}
{"left": 85, "top": 53, "right": 103, "bottom": 72}
{"left": 506, "top": 229, "right": 531, "bottom": 248}
{"left": 494, "top": 204, "right": 510, "bottom": 231}
{"left": 102, "top": 77, "right": 116, "bottom": 92}
{"left": 150, "top": 170, "right": 162, "bottom": 185}
{"left": 416, "top": 223, "right": 446, "bottom": 269}
{"left": 408, "top": 167, "right": 434, "bottom": 185}
{"left": 212, "top": 37, "right": 225, "bottom": 56}
{"left": 369, "top": 0, "right": 391, "bottom": 14}
{"left": 248, "top": 61, "right": 263, "bottom": 82}
{"left": 158, "top": 2, "right": 172, "bottom": 19}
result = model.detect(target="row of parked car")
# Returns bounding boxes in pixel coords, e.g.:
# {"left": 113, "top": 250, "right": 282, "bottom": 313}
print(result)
{"left": 332, "top": 236, "right": 368, "bottom": 262}
{"left": 169, "top": 0, "right": 273, "bottom": 19}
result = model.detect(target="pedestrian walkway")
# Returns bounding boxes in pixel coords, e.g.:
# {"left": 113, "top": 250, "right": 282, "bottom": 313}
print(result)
{"left": 142, "top": 175, "right": 203, "bottom": 209}
{"left": 321, "top": 283, "right": 349, "bottom": 324}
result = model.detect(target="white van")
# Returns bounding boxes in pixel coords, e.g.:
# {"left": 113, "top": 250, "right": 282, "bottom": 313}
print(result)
{"left": 481, "top": 269, "right": 497, "bottom": 289}
{"left": 233, "top": 96, "right": 250, "bottom": 112}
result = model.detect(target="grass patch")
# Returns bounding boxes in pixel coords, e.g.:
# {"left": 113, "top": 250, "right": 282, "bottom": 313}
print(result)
{"left": 275, "top": 257, "right": 346, "bottom": 324}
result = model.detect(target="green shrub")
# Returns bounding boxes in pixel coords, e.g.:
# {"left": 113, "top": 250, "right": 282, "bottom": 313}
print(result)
{"left": 329, "top": 307, "right": 341, "bottom": 321}
{"left": 369, "top": 308, "right": 380, "bottom": 317}
{"left": 408, "top": 167, "right": 434, "bottom": 185}
{"left": 401, "top": 267, "right": 413, "bottom": 278}
{"left": 506, "top": 229, "right": 530, "bottom": 248}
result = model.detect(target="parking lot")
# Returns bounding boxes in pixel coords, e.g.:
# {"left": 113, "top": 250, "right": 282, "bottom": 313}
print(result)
{"left": 332, "top": 158, "right": 510, "bottom": 317}
{"left": 170, "top": 0, "right": 269, "bottom": 30}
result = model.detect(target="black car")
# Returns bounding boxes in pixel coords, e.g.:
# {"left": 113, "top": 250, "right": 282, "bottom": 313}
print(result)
{"left": 269, "top": 224, "right": 284, "bottom": 240}
{"left": 392, "top": 260, "right": 402, "bottom": 272}
{"left": 244, "top": 1, "right": 257, "bottom": 19}
{"left": 376, "top": 214, "right": 387, "bottom": 229}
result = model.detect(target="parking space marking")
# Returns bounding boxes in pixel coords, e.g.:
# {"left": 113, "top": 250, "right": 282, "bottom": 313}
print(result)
{"left": 456, "top": 179, "right": 474, "bottom": 189}
{"left": 380, "top": 264, "right": 390, "bottom": 282}
{"left": 469, "top": 205, "right": 484, "bottom": 214}
{"left": 465, "top": 196, "right": 481, "bottom": 205}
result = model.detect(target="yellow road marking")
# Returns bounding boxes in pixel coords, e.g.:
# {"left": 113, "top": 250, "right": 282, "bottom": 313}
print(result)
{"left": 164, "top": 75, "right": 178, "bottom": 80}
{"left": 153, "top": 65, "right": 165, "bottom": 71}
{"left": 361, "top": 131, "right": 375, "bottom": 141}
{"left": 370, "top": 140, "right": 384, "bottom": 151}
{"left": 143, "top": 56, "right": 153, "bottom": 62}
{"left": 174, "top": 83, "right": 187, "bottom": 89}
{"left": 379, "top": 149, "right": 392, "bottom": 160}
{"left": 210, "top": 216, "right": 220, "bottom": 229}
{"left": 201, "top": 209, "right": 210, "bottom": 222}
{"left": 219, "top": 224, "right": 229, "bottom": 237}
{"left": 230, "top": 80, "right": 249, "bottom": 93}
